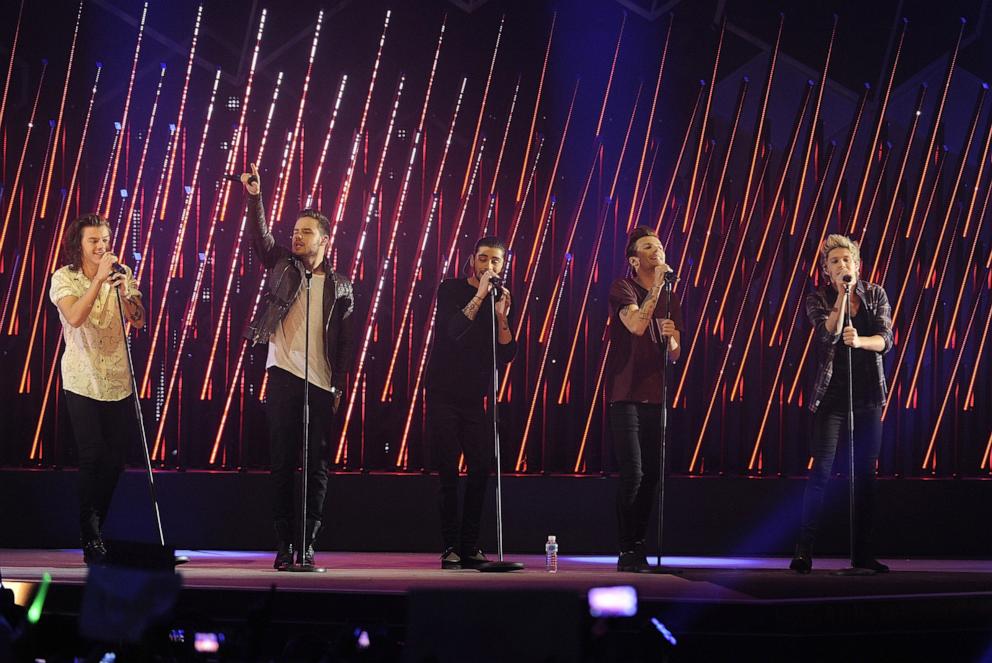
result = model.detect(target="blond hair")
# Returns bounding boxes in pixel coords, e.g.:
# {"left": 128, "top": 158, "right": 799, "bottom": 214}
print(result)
{"left": 819, "top": 234, "right": 861, "bottom": 276}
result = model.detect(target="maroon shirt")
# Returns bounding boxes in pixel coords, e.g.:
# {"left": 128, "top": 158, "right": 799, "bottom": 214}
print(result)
{"left": 605, "top": 277, "right": 684, "bottom": 404}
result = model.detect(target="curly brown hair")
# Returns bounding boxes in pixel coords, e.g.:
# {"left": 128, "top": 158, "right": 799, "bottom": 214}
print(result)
{"left": 62, "top": 213, "right": 112, "bottom": 272}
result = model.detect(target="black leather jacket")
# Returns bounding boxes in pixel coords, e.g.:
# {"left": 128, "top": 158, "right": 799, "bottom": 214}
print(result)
{"left": 243, "top": 194, "right": 355, "bottom": 393}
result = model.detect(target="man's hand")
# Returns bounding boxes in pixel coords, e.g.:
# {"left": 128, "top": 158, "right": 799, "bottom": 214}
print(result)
{"left": 96, "top": 253, "right": 118, "bottom": 285}
{"left": 842, "top": 324, "right": 861, "bottom": 349}
{"left": 659, "top": 318, "right": 676, "bottom": 337}
{"left": 241, "top": 162, "right": 261, "bottom": 196}
{"left": 107, "top": 271, "right": 127, "bottom": 293}
{"left": 476, "top": 269, "right": 497, "bottom": 299}
{"left": 494, "top": 288, "right": 511, "bottom": 318}
{"left": 332, "top": 393, "right": 342, "bottom": 415}
{"left": 653, "top": 262, "right": 676, "bottom": 288}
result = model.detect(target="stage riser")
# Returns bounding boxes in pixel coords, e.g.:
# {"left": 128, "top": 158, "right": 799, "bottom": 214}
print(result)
{"left": 2, "top": 470, "right": 989, "bottom": 556}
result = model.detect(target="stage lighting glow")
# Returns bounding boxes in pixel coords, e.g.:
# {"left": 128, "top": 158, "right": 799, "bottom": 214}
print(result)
{"left": 588, "top": 585, "right": 637, "bottom": 618}
{"left": 650, "top": 617, "right": 678, "bottom": 646}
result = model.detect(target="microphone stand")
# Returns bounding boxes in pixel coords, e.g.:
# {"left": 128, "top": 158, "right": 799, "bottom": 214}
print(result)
{"left": 647, "top": 271, "right": 681, "bottom": 575}
{"left": 832, "top": 279, "right": 874, "bottom": 576}
{"left": 114, "top": 278, "right": 185, "bottom": 565}
{"left": 479, "top": 287, "right": 523, "bottom": 572}
{"left": 287, "top": 269, "right": 325, "bottom": 572}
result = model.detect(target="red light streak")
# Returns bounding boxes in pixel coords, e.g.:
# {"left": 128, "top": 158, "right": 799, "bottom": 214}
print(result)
{"left": 102, "top": 2, "right": 148, "bottom": 219}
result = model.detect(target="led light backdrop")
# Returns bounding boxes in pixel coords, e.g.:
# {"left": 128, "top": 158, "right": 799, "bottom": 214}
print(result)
{"left": 1, "top": 0, "right": 989, "bottom": 478}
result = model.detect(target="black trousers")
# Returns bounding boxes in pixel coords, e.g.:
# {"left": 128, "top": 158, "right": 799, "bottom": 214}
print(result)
{"left": 608, "top": 402, "right": 662, "bottom": 552}
{"left": 798, "top": 404, "right": 883, "bottom": 558}
{"left": 428, "top": 390, "right": 491, "bottom": 553}
{"left": 63, "top": 391, "right": 132, "bottom": 543}
{"left": 266, "top": 367, "right": 334, "bottom": 528}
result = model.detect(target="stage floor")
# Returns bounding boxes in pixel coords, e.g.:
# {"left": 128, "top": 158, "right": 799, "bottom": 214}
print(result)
{"left": 4, "top": 550, "right": 992, "bottom": 660}
{"left": 3, "top": 549, "right": 992, "bottom": 600}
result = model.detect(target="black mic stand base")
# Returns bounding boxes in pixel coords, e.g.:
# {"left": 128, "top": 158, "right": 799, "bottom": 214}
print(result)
{"left": 283, "top": 563, "right": 327, "bottom": 574}
{"left": 478, "top": 560, "right": 524, "bottom": 573}
{"left": 830, "top": 566, "right": 877, "bottom": 577}
{"left": 640, "top": 564, "right": 684, "bottom": 575}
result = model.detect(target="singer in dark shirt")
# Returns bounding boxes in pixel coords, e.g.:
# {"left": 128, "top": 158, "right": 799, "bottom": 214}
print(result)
{"left": 790, "top": 234, "right": 893, "bottom": 575}
{"left": 606, "top": 226, "right": 683, "bottom": 573}
{"left": 426, "top": 237, "right": 516, "bottom": 570}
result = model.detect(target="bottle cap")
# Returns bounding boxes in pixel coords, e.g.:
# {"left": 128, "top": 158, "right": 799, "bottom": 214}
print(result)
{"left": 548, "top": 535, "right": 556, "bottom": 543}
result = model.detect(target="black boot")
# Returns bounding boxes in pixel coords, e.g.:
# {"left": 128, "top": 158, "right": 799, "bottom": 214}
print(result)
{"left": 297, "top": 519, "right": 321, "bottom": 567}
{"left": 789, "top": 543, "right": 812, "bottom": 574}
{"left": 83, "top": 538, "right": 107, "bottom": 566}
{"left": 81, "top": 512, "right": 106, "bottom": 566}
{"left": 273, "top": 519, "right": 294, "bottom": 570}
{"left": 633, "top": 540, "right": 650, "bottom": 568}
{"left": 459, "top": 548, "right": 489, "bottom": 570}
{"left": 617, "top": 550, "right": 650, "bottom": 573}
{"left": 440, "top": 547, "right": 462, "bottom": 570}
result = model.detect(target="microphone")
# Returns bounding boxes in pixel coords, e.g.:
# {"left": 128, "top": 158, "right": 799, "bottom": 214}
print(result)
{"left": 663, "top": 265, "right": 679, "bottom": 284}
{"left": 224, "top": 173, "right": 258, "bottom": 185}
{"left": 841, "top": 274, "right": 853, "bottom": 324}
{"left": 111, "top": 262, "right": 127, "bottom": 275}
{"left": 489, "top": 276, "right": 504, "bottom": 302}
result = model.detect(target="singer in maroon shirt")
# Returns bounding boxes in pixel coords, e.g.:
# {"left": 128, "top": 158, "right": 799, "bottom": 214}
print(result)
{"left": 605, "top": 226, "right": 683, "bottom": 572}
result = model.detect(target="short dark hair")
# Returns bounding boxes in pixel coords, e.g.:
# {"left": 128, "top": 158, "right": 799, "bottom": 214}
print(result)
{"left": 473, "top": 236, "right": 506, "bottom": 255}
{"left": 298, "top": 208, "right": 330, "bottom": 237}
{"left": 62, "top": 213, "right": 112, "bottom": 271}
{"left": 625, "top": 226, "right": 659, "bottom": 259}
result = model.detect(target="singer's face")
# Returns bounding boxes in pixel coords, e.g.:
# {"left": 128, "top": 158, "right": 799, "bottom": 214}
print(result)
{"left": 825, "top": 247, "right": 859, "bottom": 288}
{"left": 81, "top": 226, "right": 112, "bottom": 268}
{"left": 291, "top": 217, "right": 328, "bottom": 259}
{"left": 633, "top": 236, "right": 666, "bottom": 271}
{"left": 472, "top": 246, "right": 505, "bottom": 278}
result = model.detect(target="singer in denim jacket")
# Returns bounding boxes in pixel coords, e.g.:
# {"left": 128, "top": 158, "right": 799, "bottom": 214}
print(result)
{"left": 790, "top": 234, "right": 893, "bottom": 575}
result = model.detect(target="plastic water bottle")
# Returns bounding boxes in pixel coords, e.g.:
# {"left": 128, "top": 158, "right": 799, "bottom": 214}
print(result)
{"left": 545, "top": 535, "right": 558, "bottom": 573}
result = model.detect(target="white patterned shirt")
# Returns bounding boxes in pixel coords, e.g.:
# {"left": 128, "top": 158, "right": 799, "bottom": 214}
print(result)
{"left": 49, "top": 265, "right": 141, "bottom": 401}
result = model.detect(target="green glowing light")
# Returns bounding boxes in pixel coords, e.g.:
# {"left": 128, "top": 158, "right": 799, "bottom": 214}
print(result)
{"left": 26, "top": 572, "right": 51, "bottom": 624}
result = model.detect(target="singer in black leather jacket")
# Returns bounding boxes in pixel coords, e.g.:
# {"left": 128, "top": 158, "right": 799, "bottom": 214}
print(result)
{"left": 245, "top": 193, "right": 355, "bottom": 395}
{"left": 239, "top": 162, "right": 355, "bottom": 570}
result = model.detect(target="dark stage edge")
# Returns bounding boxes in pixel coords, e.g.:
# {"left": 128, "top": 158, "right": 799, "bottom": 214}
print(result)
{"left": 3, "top": 551, "right": 992, "bottom": 660}
{"left": 0, "top": 469, "right": 992, "bottom": 559}
{"left": 3, "top": 468, "right": 992, "bottom": 557}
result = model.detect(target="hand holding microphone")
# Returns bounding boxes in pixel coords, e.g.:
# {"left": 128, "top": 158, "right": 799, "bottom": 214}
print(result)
{"left": 838, "top": 274, "right": 855, "bottom": 340}
{"left": 650, "top": 261, "right": 677, "bottom": 288}
{"left": 489, "top": 275, "right": 505, "bottom": 302}
{"left": 476, "top": 269, "right": 497, "bottom": 299}
{"left": 96, "top": 252, "right": 120, "bottom": 284}
{"left": 224, "top": 162, "right": 261, "bottom": 195}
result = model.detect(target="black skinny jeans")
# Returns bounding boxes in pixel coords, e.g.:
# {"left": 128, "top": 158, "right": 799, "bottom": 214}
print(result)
{"left": 63, "top": 391, "right": 132, "bottom": 544}
{"left": 798, "top": 404, "right": 883, "bottom": 558}
{"left": 428, "top": 391, "right": 491, "bottom": 553}
{"left": 608, "top": 402, "right": 662, "bottom": 552}
{"left": 266, "top": 367, "right": 334, "bottom": 527}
